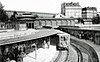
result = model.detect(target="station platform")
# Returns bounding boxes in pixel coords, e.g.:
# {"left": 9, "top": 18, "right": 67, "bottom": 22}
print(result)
{"left": 71, "top": 35, "right": 100, "bottom": 62}
{"left": 23, "top": 45, "right": 78, "bottom": 62}
{"left": 23, "top": 45, "right": 56, "bottom": 62}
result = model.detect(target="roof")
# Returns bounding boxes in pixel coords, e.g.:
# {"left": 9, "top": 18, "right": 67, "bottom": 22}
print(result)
{"left": 57, "top": 33, "right": 69, "bottom": 36}
{"left": 58, "top": 26, "right": 100, "bottom": 31}
{"left": 82, "top": 7, "right": 97, "bottom": 11}
{"left": 5, "top": 10, "right": 56, "bottom": 15}
{"left": 0, "top": 29, "right": 63, "bottom": 46}
{"left": 36, "top": 18, "right": 77, "bottom": 20}
{"left": 16, "top": 14, "right": 36, "bottom": 21}
{"left": 62, "top": 2, "right": 81, "bottom": 7}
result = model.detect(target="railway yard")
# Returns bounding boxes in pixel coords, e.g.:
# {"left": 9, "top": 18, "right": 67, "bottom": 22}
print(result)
{"left": 0, "top": 28, "right": 100, "bottom": 62}
{"left": 0, "top": 1, "right": 100, "bottom": 62}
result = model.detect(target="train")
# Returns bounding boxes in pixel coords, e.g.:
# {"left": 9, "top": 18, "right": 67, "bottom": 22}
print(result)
{"left": 56, "top": 33, "right": 70, "bottom": 51}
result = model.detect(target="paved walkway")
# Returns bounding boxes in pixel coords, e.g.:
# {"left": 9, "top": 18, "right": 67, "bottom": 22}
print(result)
{"left": 71, "top": 35, "right": 100, "bottom": 62}
{"left": 23, "top": 45, "right": 56, "bottom": 62}
{"left": 23, "top": 45, "right": 78, "bottom": 62}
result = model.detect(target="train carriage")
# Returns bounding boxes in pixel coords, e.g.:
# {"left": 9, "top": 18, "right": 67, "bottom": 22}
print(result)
{"left": 56, "top": 33, "right": 70, "bottom": 51}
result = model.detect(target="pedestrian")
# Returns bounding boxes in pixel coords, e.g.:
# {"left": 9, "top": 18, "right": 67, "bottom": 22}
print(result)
{"left": 14, "top": 46, "right": 18, "bottom": 61}
{"left": 0, "top": 48, "right": 3, "bottom": 62}
{"left": 46, "top": 37, "right": 50, "bottom": 48}
{"left": 0, "top": 54, "right": 3, "bottom": 62}
{"left": 43, "top": 38, "right": 48, "bottom": 48}
{"left": 6, "top": 58, "right": 10, "bottom": 62}
{"left": 10, "top": 60, "right": 16, "bottom": 62}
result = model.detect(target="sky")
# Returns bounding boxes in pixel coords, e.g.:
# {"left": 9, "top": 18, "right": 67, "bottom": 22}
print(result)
{"left": 0, "top": 0, "right": 100, "bottom": 13}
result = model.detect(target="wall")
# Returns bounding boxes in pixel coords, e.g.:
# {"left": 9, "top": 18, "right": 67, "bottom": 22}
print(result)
{"left": 34, "top": 18, "right": 76, "bottom": 28}
{"left": 15, "top": 22, "right": 27, "bottom": 30}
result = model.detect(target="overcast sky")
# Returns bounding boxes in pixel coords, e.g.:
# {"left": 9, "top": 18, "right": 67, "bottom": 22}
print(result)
{"left": 0, "top": 0, "right": 100, "bottom": 13}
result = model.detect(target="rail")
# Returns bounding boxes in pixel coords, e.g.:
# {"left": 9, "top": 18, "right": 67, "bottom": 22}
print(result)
{"left": 71, "top": 39, "right": 99, "bottom": 62}
{"left": 53, "top": 50, "right": 69, "bottom": 62}
{"left": 54, "top": 51, "right": 62, "bottom": 62}
{"left": 71, "top": 43, "right": 83, "bottom": 62}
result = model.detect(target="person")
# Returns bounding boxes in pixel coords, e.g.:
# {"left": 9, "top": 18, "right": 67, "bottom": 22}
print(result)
{"left": 43, "top": 39, "right": 46, "bottom": 49}
{"left": 46, "top": 37, "right": 50, "bottom": 48}
{"left": 4, "top": 51, "right": 14, "bottom": 62}
{"left": 31, "top": 43, "right": 36, "bottom": 51}
{"left": 3, "top": 47, "right": 9, "bottom": 62}
{"left": 10, "top": 60, "right": 16, "bottom": 62}
{"left": 8, "top": 51, "right": 15, "bottom": 60}
{"left": 17, "top": 46, "right": 26, "bottom": 62}
{"left": 14, "top": 46, "right": 18, "bottom": 61}
{"left": 6, "top": 58, "right": 10, "bottom": 62}
{"left": 84, "top": 31, "right": 88, "bottom": 40}
{"left": 0, "top": 48, "right": 3, "bottom": 62}
{"left": 0, "top": 53, "right": 2, "bottom": 62}
{"left": 17, "top": 56, "right": 23, "bottom": 62}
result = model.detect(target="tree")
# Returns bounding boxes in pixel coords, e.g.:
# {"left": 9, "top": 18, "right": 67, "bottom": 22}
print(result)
{"left": 10, "top": 11, "right": 18, "bottom": 22}
{"left": 0, "top": 2, "right": 8, "bottom": 22}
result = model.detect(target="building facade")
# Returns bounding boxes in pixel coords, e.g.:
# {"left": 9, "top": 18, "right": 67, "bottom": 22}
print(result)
{"left": 17, "top": 18, "right": 76, "bottom": 29}
{"left": 34, "top": 18, "right": 76, "bottom": 28}
{"left": 82, "top": 7, "right": 97, "bottom": 24}
{"left": 82, "top": 7, "right": 97, "bottom": 19}
{"left": 61, "top": 2, "right": 82, "bottom": 18}
{"left": 16, "top": 14, "right": 76, "bottom": 29}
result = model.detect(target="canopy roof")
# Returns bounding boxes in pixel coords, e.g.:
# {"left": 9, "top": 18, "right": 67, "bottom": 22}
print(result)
{"left": 0, "top": 29, "right": 63, "bottom": 46}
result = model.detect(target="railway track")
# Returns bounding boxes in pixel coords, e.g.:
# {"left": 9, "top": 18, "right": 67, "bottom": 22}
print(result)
{"left": 53, "top": 50, "right": 69, "bottom": 62}
{"left": 71, "top": 39, "right": 99, "bottom": 62}
{"left": 53, "top": 43, "right": 83, "bottom": 62}
{"left": 53, "top": 40, "right": 99, "bottom": 62}
{"left": 53, "top": 45, "right": 83, "bottom": 62}
{"left": 71, "top": 43, "right": 83, "bottom": 62}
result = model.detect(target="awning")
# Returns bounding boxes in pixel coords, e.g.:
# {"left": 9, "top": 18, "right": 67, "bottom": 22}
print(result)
{"left": 0, "top": 29, "right": 62, "bottom": 46}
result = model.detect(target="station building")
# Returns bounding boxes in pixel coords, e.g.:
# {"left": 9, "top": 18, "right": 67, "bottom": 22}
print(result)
{"left": 0, "top": 11, "right": 76, "bottom": 30}
{"left": 0, "top": 10, "right": 56, "bottom": 30}
{"left": 61, "top": 2, "right": 82, "bottom": 18}
{"left": 16, "top": 17, "right": 76, "bottom": 30}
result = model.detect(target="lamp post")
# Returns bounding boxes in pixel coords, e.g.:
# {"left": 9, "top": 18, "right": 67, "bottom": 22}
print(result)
{"left": 35, "top": 42, "right": 37, "bottom": 59}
